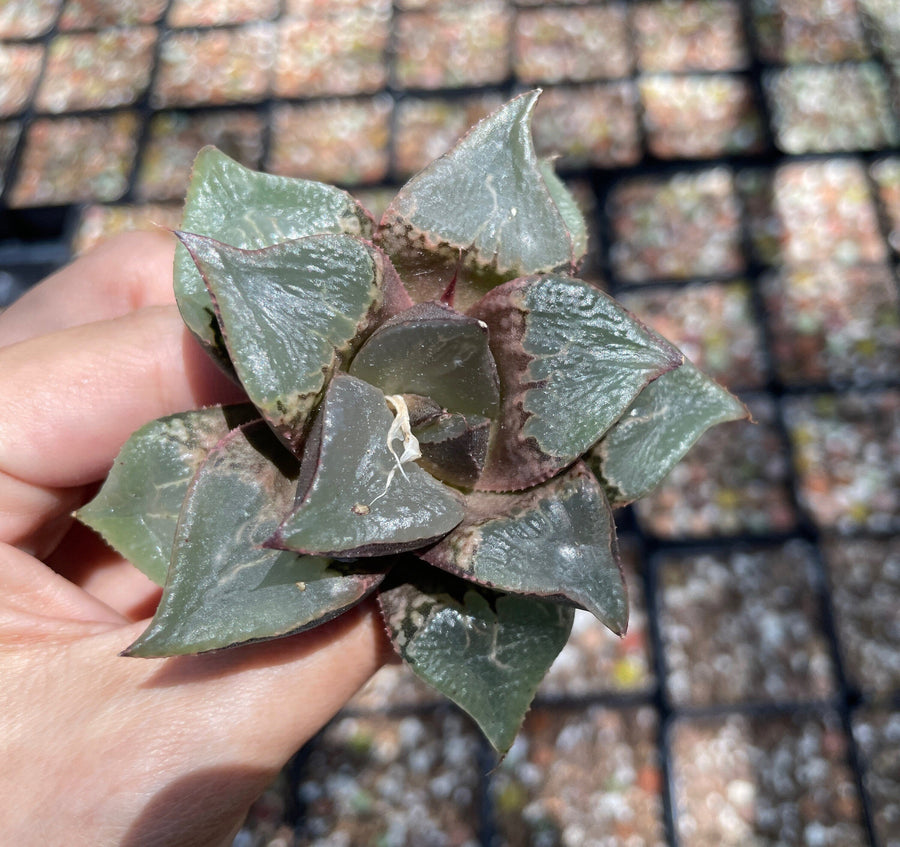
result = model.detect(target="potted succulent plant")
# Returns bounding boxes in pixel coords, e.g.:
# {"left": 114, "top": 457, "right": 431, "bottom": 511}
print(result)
{"left": 78, "top": 91, "right": 747, "bottom": 754}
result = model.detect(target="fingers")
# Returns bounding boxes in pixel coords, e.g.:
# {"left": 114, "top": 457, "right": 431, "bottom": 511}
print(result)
{"left": 0, "top": 230, "right": 398, "bottom": 845}
{"left": 1, "top": 597, "right": 391, "bottom": 846}
{"left": 2, "top": 480, "right": 163, "bottom": 619}
{"left": 0, "top": 305, "right": 245, "bottom": 493}
{"left": 45, "top": 522, "right": 163, "bottom": 622}
{"left": 0, "top": 542, "right": 127, "bottom": 627}
{"left": 120, "top": 597, "right": 393, "bottom": 770}
{"left": 0, "top": 470, "right": 90, "bottom": 557}
{"left": 0, "top": 230, "right": 177, "bottom": 348}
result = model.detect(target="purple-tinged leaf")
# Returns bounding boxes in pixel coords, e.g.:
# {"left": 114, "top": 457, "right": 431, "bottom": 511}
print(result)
{"left": 177, "top": 231, "right": 388, "bottom": 452}
{"left": 421, "top": 462, "right": 627, "bottom": 635}
{"left": 379, "top": 571, "right": 573, "bottom": 754}
{"left": 77, "top": 405, "right": 258, "bottom": 586}
{"left": 592, "top": 356, "right": 750, "bottom": 506}
{"left": 415, "top": 411, "right": 491, "bottom": 489}
{"left": 376, "top": 91, "right": 586, "bottom": 311}
{"left": 348, "top": 300, "right": 499, "bottom": 419}
{"left": 125, "top": 421, "right": 381, "bottom": 657}
{"left": 175, "top": 146, "right": 374, "bottom": 361}
{"left": 366, "top": 247, "right": 416, "bottom": 327}
{"left": 270, "top": 375, "right": 465, "bottom": 558}
{"left": 469, "top": 274, "right": 683, "bottom": 491}
{"left": 402, "top": 393, "right": 444, "bottom": 429}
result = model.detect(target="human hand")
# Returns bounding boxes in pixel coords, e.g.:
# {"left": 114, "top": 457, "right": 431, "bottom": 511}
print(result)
{"left": 0, "top": 232, "right": 391, "bottom": 847}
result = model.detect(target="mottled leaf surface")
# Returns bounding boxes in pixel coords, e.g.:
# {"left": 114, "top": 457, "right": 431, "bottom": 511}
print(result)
{"left": 126, "top": 421, "right": 381, "bottom": 657}
{"left": 175, "top": 146, "right": 373, "bottom": 357}
{"left": 539, "top": 159, "right": 587, "bottom": 259}
{"left": 178, "top": 231, "right": 384, "bottom": 451}
{"left": 470, "top": 274, "right": 683, "bottom": 491}
{"left": 379, "top": 575, "right": 573, "bottom": 753}
{"left": 77, "top": 405, "right": 256, "bottom": 586}
{"left": 377, "top": 91, "right": 585, "bottom": 309}
{"left": 348, "top": 301, "right": 499, "bottom": 418}
{"left": 421, "top": 462, "right": 627, "bottom": 634}
{"left": 271, "top": 375, "right": 465, "bottom": 557}
{"left": 592, "top": 357, "right": 749, "bottom": 506}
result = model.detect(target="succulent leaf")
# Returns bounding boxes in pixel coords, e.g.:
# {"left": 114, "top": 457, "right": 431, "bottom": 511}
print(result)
{"left": 270, "top": 374, "right": 466, "bottom": 558}
{"left": 401, "top": 393, "right": 444, "bottom": 429}
{"left": 126, "top": 421, "right": 381, "bottom": 657}
{"left": 376, "top": 90, "right": 586, "bottom": 310}
{"left": 77, "top": 405, "right": 258, "bottom": 586}
{"left": 539, "top": 159, "right": 588, "bottom": 258}
{"left": 592, "top": 356, "right": 750, "bottom": 506}
{"left": 175, "top": 146, "right": 373, "bottom": 360}
{"left": 348, "top": 301, "right": 500, "bottom": 419}
{"left": 379, "top": 572, "right": 573, "bottom": 753}
{"left": 420, "top": 462, "right": 627, "bottom": 635}
{"left": 415, "top": 411, "right": 491, "bottom": 489}
{"left": 469, "top": 274, "right": 683, "bottom": 491}
{"left": 83, "top": 94, "right": 751, "bottom": 754}
{"left": 177, "top": 231, "right": 386, "bottom": 452}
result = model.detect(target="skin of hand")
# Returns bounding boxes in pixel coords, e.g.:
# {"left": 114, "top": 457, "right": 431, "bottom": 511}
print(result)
{"left": 0, "top": 231, "right": 392, "bottom": 847}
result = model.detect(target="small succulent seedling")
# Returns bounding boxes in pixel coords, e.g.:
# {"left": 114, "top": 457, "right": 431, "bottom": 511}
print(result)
{"left": 79, "top": 91, "right": 747, "bottom": 754}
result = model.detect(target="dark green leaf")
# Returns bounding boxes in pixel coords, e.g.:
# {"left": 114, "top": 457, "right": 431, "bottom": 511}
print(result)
{"left": 348, "top": 301, "right": 499, "bottom": 418}
{"left": 469, "top": 274, "right": 683, "bottom": 491}
{"left": 126, "top": 421, "right": 381, "bottom": 657}
{"left": 175, "top": 146, "right": 373, "bottom": 359}
{"left": 379, "top": 573, "right": 573, "bottom": 753}
{"left": 421, "top": 462, "right": 627, "bottom": 634}
{"left": 592, "top": 356, "right": 750, "bottom": 505}
{"left": 415, "top": 411, "right": 491, "bottom": 489}
{"left": 177, "top": 231, "right": 386, "bottom": 451}
{"left": 376, "top": 90, "right": 586, "bottom": 310}
{"left": 398, "top": 394, "right": 491, "bottom": 486}
{"left": 270, "top": 374, "right": 465, "bottom": 557}
{"left": 539, "top": 159, "right": 587, "bottom": 259}
{"left": 77, "top": 405, "right": 257, "bottom": 586}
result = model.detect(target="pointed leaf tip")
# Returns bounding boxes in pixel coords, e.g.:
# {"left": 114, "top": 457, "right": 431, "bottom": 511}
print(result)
{"left": 422, "top": 462, "right": 628, "bottom": 636}
{"left": 126, "top": 420, "right": 381, "bottom": 657}
{"left": 273, "top": 375, "right": 465, "bottom": 558}
{"left": 592, "top": 356, "right": 751, "bottom": 505}
{"left": 175, "top": 146, "right": 373, "bottom": 358}
{"left": 379, "top": 574, "right": 573, "bottom": 753}
{"left": 376, "top": 91, "right": 587, "bottom": 310}
{"left": 177, "top": 231, "right": 385, "bottom": 452}
{"left": 348, "top": 300, "right": 500, "bottom": 420}
{"left": 77, "top": 404, "right": 258, "bottom": 586}
{"left": 469, "top": 274, "right": 683, "bottom": 491}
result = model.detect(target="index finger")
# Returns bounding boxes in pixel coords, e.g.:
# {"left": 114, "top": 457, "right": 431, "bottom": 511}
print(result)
{"left": 0, "top": 305, "right": 243, "bottom": 491}
{"left": 0, "top": 230, "right": 176, "bottom": 348}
